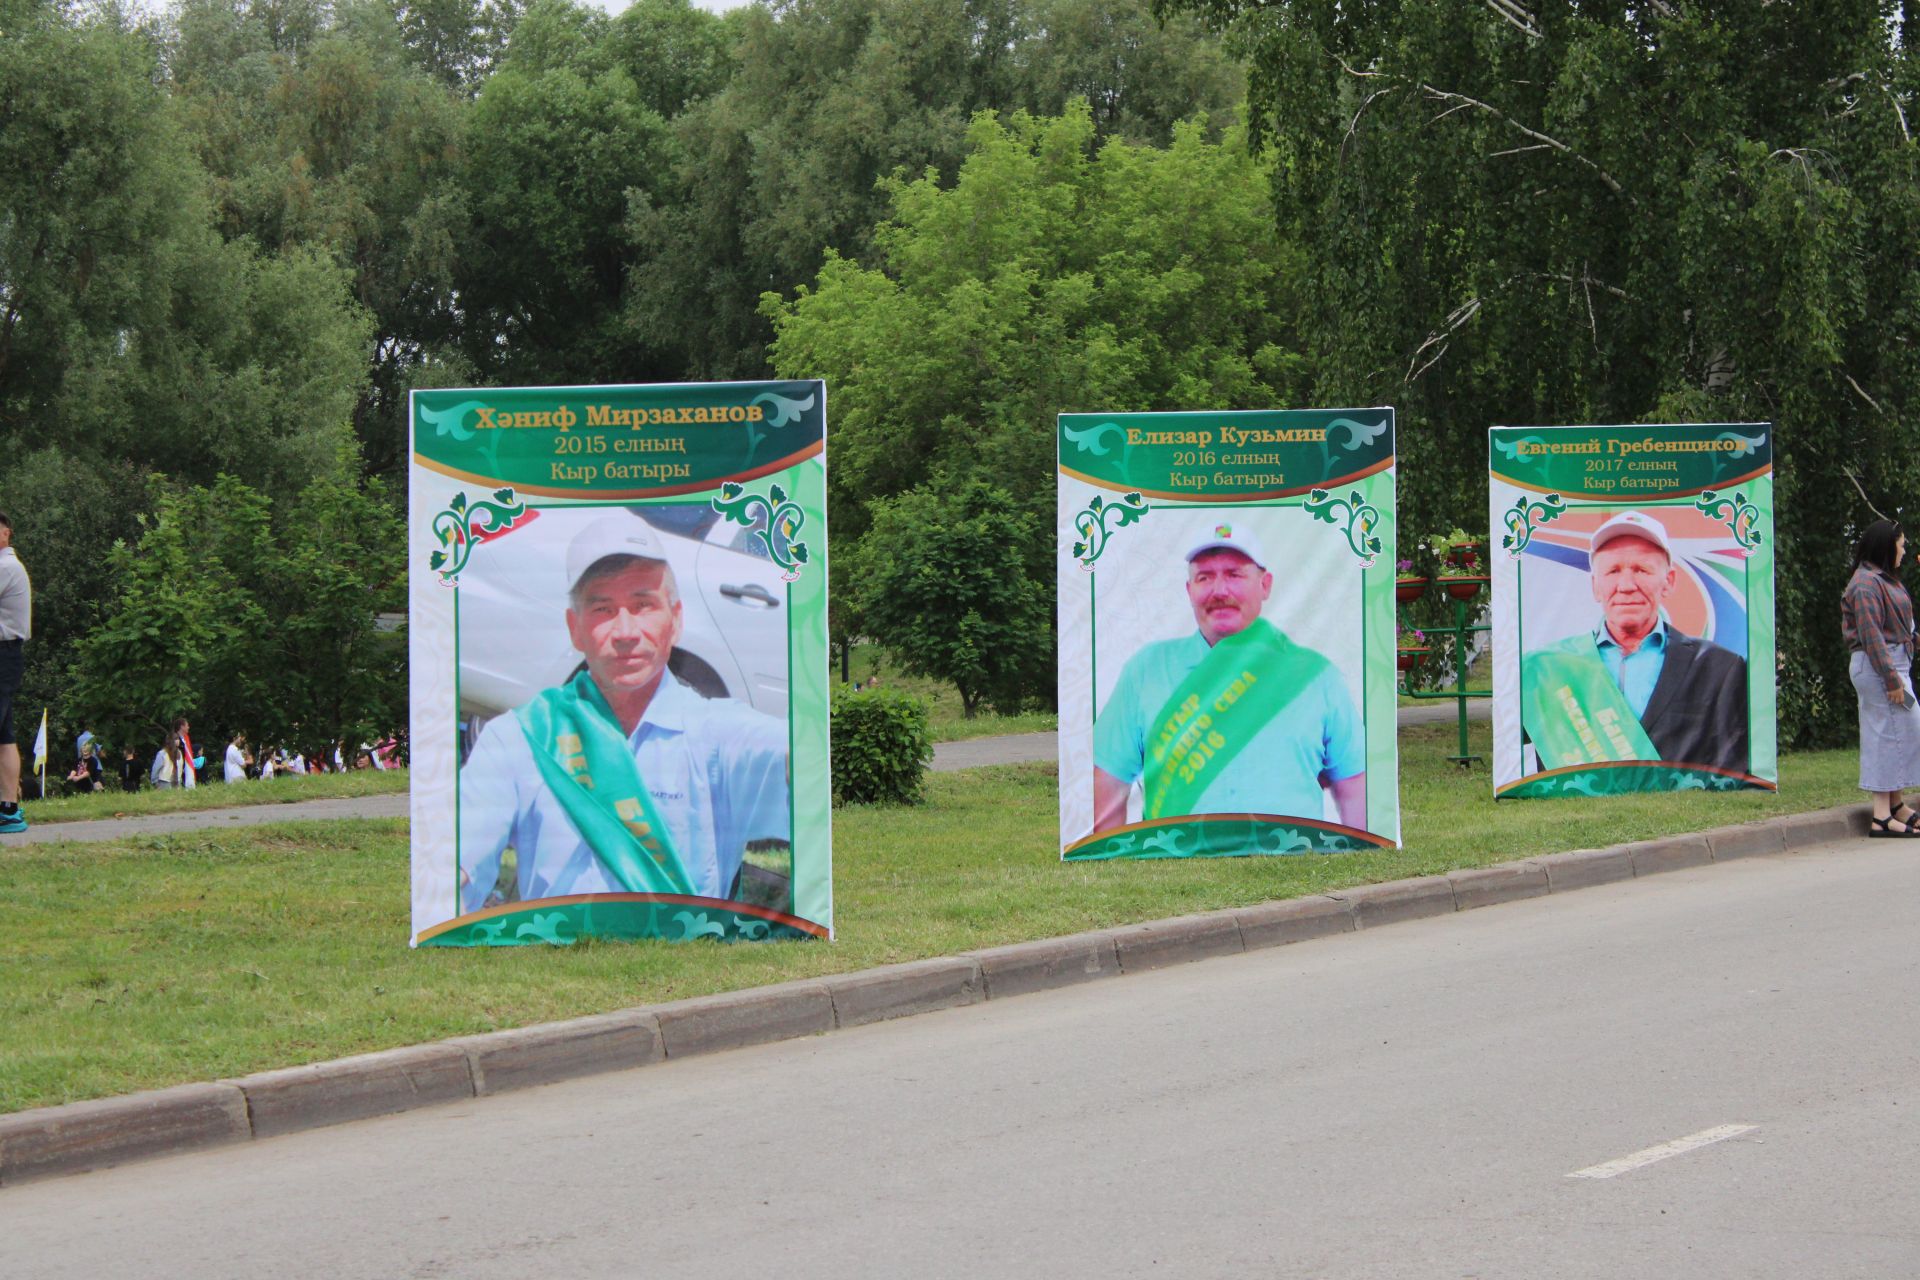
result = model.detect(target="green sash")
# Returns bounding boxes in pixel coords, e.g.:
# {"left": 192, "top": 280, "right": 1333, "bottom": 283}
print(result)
{"left": 1519, "top": 634, "right": 1659, "bottom": 768}
{"left": 1141, "top": 620, "right": 1329, "bottom": 820}
{"left": 515, "top": 671, "right": 696, "bottom": 896}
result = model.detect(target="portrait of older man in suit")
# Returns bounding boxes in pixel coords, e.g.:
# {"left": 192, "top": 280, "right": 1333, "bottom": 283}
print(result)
{"left": 1520, "top": 510, "right": 1748, "bottom": 775}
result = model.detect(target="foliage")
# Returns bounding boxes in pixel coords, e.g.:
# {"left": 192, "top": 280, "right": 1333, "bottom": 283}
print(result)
{"left": 66, "top": 476, "right": 273, "bottom": 753}
{"left": 1012, "top": 0, "right": 1243, "bottom": 142}
{"left": 854, "top": 482, "right": 1053, "bottom": 718}
{"left": 1160, "top": 0, "right": 1920, "bottom": 746}
{"left": 1, "top": 3, "right": 371, "bottom": 494}
{"left": 830, "top": 686, "right": 934, "bottom": 805}
{"left": 168, "top": 0, "right": 472, "bottom": 475}
{"left": 627, "top": 0, "right": 1246, "bottom": 380}
{"left": 845, "top": 644, "right": 1059, "bottom": 742}
{"left": 768, "top": 104, "right": 1299, "bottom": 697}
{"left": 449, "top": 0, "right": 701, "bottom": 388}
{"left": 0, "top": 450, "right": 151, "bottom": 737}
{"left": 66, "top": 448, "right": 404, "bottom": 758}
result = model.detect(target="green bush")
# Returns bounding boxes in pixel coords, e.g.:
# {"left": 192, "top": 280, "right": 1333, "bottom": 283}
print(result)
{"left": 831, "top": 687, "right": 934, "bottom": 806}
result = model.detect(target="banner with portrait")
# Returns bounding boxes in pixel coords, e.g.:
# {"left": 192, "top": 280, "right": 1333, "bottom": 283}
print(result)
{"left": 408, "top": 382, "right": 830, "bottom": 945}
{"left": 1489, "top": 423, "right": 1776, "bottom": 799}
{"left": 1058, "top": 408, "right": 1401, "bottom": 860}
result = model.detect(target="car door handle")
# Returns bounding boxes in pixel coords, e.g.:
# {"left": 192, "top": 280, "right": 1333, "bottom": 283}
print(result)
{"left": 720, "top": 583, "right": 781, "bottom": 607}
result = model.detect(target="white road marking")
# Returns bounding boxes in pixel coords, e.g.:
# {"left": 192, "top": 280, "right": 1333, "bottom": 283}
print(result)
{"left": 1567, "top": 1124, "right": 1758, "bottom": 1180}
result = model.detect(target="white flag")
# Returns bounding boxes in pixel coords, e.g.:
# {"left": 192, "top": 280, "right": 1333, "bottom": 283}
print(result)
{"left": 32, "top": 709, "right": 47, "bottom": 777}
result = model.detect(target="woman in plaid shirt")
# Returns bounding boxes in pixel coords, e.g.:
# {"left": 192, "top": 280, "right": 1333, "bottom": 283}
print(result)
{"left": 1843, "top": 519, "right": 1920, "bottom": 836}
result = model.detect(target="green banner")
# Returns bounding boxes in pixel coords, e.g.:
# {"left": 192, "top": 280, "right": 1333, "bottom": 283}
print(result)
{"left": 408, "top": 381, "right": 831, "bottom": 946}
{"left": 1488, "top": 422, "right": 1776, "bottom": 800}
{"left": 1519, "top": 635, "right": 1661, "bottom": 767}
{"left": 1058, "top": 407, "right": 1401, "bottom": 859}
{"left": 1059, "top": 408, "right": 1394, "bottom": 501}
{"left": 1489, "top": 423, "right": 1771, "bottom": 500}
{"left": 1139, "top": 619, "right": 1326, "bottom": 820}
{"left": 413, "top": 381, "right": 824, "bottom": 498}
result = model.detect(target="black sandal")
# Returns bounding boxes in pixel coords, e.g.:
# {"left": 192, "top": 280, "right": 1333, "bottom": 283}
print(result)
{"left": 1869, "top": 813, "right": 1920, "bottom": 837}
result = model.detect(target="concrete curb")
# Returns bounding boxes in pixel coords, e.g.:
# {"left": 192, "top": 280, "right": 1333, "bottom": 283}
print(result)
{"left": 823, "top": 957, "right": 984, "bottom": 1028}
{"left": 449, "top": 1010, "right": 664, "bottom": 1097}
{"left": 1110, "top": 913, "right": 1246, "bottom": 973}
{"left": 1331, "top": 875, "right": 1458, "bottom": 927}
{"left": 0, "top": 800, "right": 1874, "bottom": 1187}
{"left": 230, "top": 1044, "right": 476, "bottom": 1140}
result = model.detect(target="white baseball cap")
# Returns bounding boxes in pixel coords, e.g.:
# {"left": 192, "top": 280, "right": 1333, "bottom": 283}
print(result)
{"left": 1590, "top": 510, "right": 1672, "bottom": 559}
{"left": 1184, "top": 519, "right": 1268, "bottom": 569}
{"left": 566, "top": 513, "right": 670, "bottom": 592}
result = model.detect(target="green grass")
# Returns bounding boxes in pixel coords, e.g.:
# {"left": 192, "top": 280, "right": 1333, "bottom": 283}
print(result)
{"left": 0, "top": 722, "right": 1863, "bottom": 1114}
{"left": 843, "top": 645, "right": 1056, "bottom": 742}
{"left": 18, "top": 768, "right": 410, "bottom": 824}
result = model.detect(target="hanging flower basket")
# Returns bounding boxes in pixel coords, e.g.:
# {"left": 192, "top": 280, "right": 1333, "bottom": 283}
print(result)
{"left": 1437, "top": 575, "right": 1489, "bottom": 601}
{"left": 1396, "top": 646, "right": 1430, "bottom": 672}
{"left": 1395, "top": 575, "right": 1429, "bottom": 604}
{"left": 1446, "top": 540, "right": 1485, "bottom": 569}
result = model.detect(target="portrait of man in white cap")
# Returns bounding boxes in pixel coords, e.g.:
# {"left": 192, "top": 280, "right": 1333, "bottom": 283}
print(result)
{"left": 457, "top": 511, "right": 789, "bottom": 913}
{"left": 1089, "top": 518, "right": 1366, "bottom": 833}
{"left": 1520, "top": 509, "right": 1748, "bottom": 774}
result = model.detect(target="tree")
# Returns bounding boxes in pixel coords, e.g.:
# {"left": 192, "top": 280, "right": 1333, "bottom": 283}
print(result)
{"left": 0, "top": 4, "right": 206, "bottom": 441}
{"left": 452, "top": 0, "right": 680, "bottom": 386}
{"left": 167, "top": 0, "right": 468, "bottom": 476}
{"left": 1011, "top": 0, "right": 1243, "bottom": 145}
{"left": 626, "top": 0, "right": 1246, "bottom": 380}
{"left": 267, "top": 441, "right": 407, "bottom": 755}
{"left": 67, "top": 447, "right": 404, "bottom": 757}
{"left": 765, "top": 104, "right": 1301, "bottom": 690}
{"left": 1, "top": 2, "right": 378, "bottom": 735}
{"left": 856, "top": 483, "right": 1051, "bottom": 717}
{"left": 0, "top": 449, "right": 150, "bottom": 744}
{"left": 67, "top": 476, "right": 277, "bottom": 752}
{"left": 1160, "top": 0, "right": 1920, "bottom": 746}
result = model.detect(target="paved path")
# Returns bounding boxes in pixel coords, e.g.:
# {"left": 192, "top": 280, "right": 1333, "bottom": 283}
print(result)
{"left": 1, "top": 702, "right": 1489, "bottom": 844}
{"left": 0, "top": 793, "right": 409, "bottom": 845}
{"left": 2, "top": 835, "right": 1909, "bottom": 1278}
{"left": 928, "top": 732, "right": 1057, "bottom": 771}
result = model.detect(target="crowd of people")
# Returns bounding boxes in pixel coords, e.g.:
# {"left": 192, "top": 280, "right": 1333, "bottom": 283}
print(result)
{"left": 56, "top": 720, "right": 408, "bottom": 797}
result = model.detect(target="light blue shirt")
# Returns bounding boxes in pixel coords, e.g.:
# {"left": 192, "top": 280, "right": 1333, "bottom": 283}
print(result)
{"left": 1593, "top": 614, "right": 1668, "bottom": 720}
{"left": 458, "top": 675, "right": 788, "bottom": 915}
{"left": 1092, "top": 630, "right": 1364, "bottom": 820}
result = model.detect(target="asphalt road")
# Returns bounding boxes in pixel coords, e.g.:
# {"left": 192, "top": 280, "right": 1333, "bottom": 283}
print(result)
{"left": 3, "top": 835, "right": 1914, "bottom": 1278}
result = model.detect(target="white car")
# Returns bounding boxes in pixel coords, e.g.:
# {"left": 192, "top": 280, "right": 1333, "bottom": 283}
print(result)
{"left": 456, "top": 502, "right": 790, "bottom": 738}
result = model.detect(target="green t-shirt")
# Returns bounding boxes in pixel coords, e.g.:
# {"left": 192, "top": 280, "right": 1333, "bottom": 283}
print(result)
{"left": 1093, "top": 629, "right": 1364, "bottom": 820}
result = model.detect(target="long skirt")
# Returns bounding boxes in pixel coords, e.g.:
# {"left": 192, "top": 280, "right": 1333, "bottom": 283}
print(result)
{"left": 1853, "top": 647, "right": 1920, "bottom": 791}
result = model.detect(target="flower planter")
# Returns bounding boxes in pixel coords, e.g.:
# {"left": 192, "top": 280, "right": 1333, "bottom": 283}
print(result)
{"left": 1395, "top": 575, "right": 1429, "bottom": 605}
{"left": 1396, "top": 647, "right": 1430, "bottom": 672}
{"left": 1446, "top": 541, "right": 1484, "bottom": 569}
{"left": 1437, "top": 575, "right": 1489, "bottom": 602}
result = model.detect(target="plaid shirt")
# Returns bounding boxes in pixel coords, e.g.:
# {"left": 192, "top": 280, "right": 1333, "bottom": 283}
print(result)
{"left": 1843, "top": 563, "right": 1915, "bottom": 684}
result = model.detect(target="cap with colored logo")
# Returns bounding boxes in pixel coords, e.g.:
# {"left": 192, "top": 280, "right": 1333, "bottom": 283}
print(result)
{"left": 566, "top": 513, "right": 670, "bottom": 592}
{"left": 1589, "top": 510, "right": 1671, "bottom": 559}
{"left": 1183, "top": 520, "right": 1268, "bottom": 569}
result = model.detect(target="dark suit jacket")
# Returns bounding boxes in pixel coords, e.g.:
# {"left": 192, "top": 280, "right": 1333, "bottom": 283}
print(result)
{"left": 1638, "top": 630, "right": 1749, "bottom": 774}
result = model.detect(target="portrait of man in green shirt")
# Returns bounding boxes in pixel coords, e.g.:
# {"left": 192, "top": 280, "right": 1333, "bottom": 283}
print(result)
{"left": 1090, "top": 520, "right": 1367, "bottom": 834}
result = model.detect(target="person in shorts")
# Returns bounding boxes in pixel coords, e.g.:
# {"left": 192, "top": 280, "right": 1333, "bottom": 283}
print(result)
{"left": 0, "top": 512, "right": 33, "bottom": 834}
